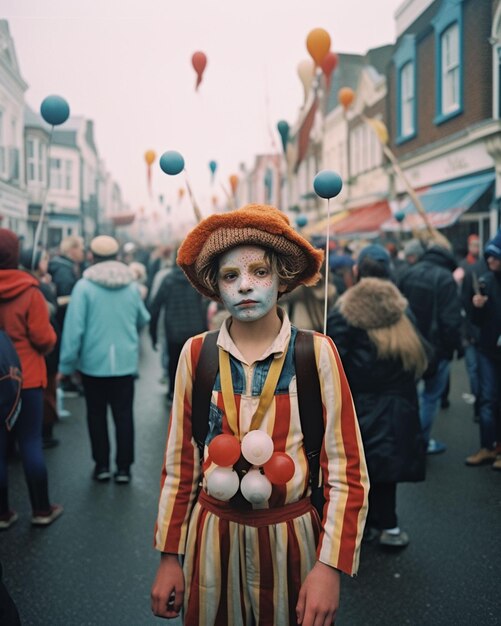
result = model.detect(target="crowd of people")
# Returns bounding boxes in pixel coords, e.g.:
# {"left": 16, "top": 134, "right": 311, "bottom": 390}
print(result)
{"left": 0, "top": 208, "right": 500, "bottom": 624}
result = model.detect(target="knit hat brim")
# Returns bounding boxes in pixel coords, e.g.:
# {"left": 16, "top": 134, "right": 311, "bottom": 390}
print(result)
{"left": 177, "top": 204, "right": 324, "bottom": 300}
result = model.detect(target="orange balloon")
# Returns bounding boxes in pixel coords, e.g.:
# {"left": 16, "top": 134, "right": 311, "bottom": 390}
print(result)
{"left": 229, "top": 174, "right": 239, "bottom": 194}
{"left": 192, "top": 51, "right": 208, "bottom": 90}
{"left": 321, "top": 51, "right": 338, "bottom": 79}
{"left": 178, "top": 187, "right": 185, "bottom": 199}
{"left": 306, "top": 28, "right": 331, "bottom": 67}
{"left": 338, "top": 87, "right": 355, "bottom": 110}
{"left": 144, "top": 150, "right": 156, "bottom": 166}
{"left": 211, "top": 194, "right": 218, "bottom": 207}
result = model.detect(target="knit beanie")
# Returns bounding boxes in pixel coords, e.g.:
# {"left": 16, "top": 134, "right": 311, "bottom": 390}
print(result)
{"left": 484, "top": 229, "right": 501, "bottom": 261}
{"left": 177, "top": 204, "right": 324, "bottom": 300}
{"left": 0, "top": 228, "right": 20, "bottom": 269}
{"left": 357, "top": 244, "right": 391, "bottom": 274}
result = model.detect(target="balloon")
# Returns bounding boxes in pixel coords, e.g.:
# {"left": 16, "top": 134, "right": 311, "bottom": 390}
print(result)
{"left": 241, "top": 431, "right": 274, "bottom": 466}
{"left": 159, "top": 151, "right": 185, "bottom": 175}
{"left": 313, "top": 170, "right": 343, "bottom": 199}
{"left": 263, "top": 452, "right": 295, "bottom": 485}
{"left": 178, "top": 187, "right": 185, "bottom": 200}
{"left": 40, "top": 95, "right": 70, "bottom": 126}
{"left": 209, "top": 160, "right": 217, "bottom": 175}
{"left": 338, "top": 87, "right": 355, "bottom": 110}
{"left": 366, "top": 118, "right": 389, "bottom": 145}
{"left": 211, "top": 195, "right": 218, "bottom": 208}
{"left": 240, "top": 469, "right": 272, "bottom": 505}
{"left": 321, "top": 51, "right": 338, "bottom": 79}
{"left": 277, "top": 120, "right": 290, "bottom": 154}
{"left": 394, "top": 210, "right": 406, "bottom": 223}
{"left": 295, "top": 214, "right": 308, "bottom": 228}
{"left": 192, "top": 51, "right": 207, "bottom": 90}
{"left": 306, "top": 28, "right": 331, "bottom": 67}
{"left": 144, "top": 150, "right": 156, "bottom": 166}
{"left": 208, "top": 434, "right": 241, "bottom": 467}
{"left": 297, "top": 59, "right": 315, "bottom": 102}
{"left": 206, "top": 467, "right": 240, "bottom": 501}
{"left": 229, "top": 174, "right": 239, "bottom": 195}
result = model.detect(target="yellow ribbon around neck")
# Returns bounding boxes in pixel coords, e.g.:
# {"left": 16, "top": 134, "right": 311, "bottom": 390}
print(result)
{"left": 219, "top": 343, "right": 289, "bottom": 437}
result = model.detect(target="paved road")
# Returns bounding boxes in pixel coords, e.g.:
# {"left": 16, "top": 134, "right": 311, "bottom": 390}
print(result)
{"left": 1, "top": 337, "right": 499, "bottom": 625}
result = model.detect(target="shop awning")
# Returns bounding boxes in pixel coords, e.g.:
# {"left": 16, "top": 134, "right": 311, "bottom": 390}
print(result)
{"left": 329, "top": 199, "right": 392, "bottom": 237}
{"left": 110, "top": 213, "right": 136, "bottom": 227}
{"left": 381, "top": 171, "right": 495, "bottom": 232}
{"left": 301, "top": 210, "right": 349, "bottom": 237}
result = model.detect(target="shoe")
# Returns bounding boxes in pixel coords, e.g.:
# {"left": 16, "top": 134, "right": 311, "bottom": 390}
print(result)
{"left": 461, "top": 393, "right": 476, "bottom": 405}
{"left": 31, "top": 504, "right": 63, "bottom": 526}
{"left": 362, "top": 525, "right": 380, "bottom": 543}
{"left": 379, "top": 529, "right": 409, "bottom": 548}
{"left": 114, "top": 469, "right": 131, "bottom": 484}
{"left": 465, "top": 448, "right": 497, "bottom": 466}
{"left": 0, "top": 510, "right": 18, "bottom": 530}
{"left": 43, "top": 437, "right": 60, "bottom": 449}
{"left": 93, "top": 466, "right": 111, "bottom": 482}
{"left": 427, "top": 439, "right": 447, "bottom": 455}
{"left": 491, "top": 456, "right": 501, "bottom": 472}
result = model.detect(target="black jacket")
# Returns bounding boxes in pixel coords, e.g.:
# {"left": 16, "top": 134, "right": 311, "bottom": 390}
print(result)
{"left": 327, "top": 278, "right": 425, "bottom": 484}
{"left": 48, "top": 255, "right": 79, "bottom": 297}
{"left": 398, "top": 247, "right": 462, "bottom": 360}
{"left": 472, "top": 270, "right": 501, "bottom": 361}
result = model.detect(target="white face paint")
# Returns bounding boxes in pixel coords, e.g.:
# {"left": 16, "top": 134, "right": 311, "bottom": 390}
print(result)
{"left": 217, "top": 245, "right": 280, "bottom": 322}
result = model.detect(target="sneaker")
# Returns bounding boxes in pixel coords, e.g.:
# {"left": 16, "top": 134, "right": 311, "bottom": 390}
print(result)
{"left": 465, "top": 448, "right": 497, "bottom": 466}
{"left": 362, "top": 525, "right": 380, "bottom": 543}
{"left": 114, "top": 469, "right": 131, "bottom": 484}
{"left": 461, "top": 393, "right": 476, "bottom": 405}
{"left": 379, "top": 529, "right": 409, "bottom": 548}
{"left": 492, "top": 456, "right": 501, "bottom": 472}
{"left": 31, "top": 504, "right": 63, "bottom": 526}
{"left": 427, "top": 439, "right": 447, "bottom": 455}
{"left": 0, "top": 510, "right": 18, "bottom": 530}
{"left": 93, "top": 466, "right": 111, "bottom": 482}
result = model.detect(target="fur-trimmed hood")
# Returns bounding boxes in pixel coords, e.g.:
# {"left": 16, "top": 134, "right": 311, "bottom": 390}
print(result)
{"left": 83, "top": 261, "right": 134, "bottom": 289}
{"left": 338, "top": 277, "right": 408, "bottom": 330}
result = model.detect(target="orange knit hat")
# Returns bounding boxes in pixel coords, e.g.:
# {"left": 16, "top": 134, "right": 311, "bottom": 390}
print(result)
{"left": 177, "top": 204, "right": 324, "bottom": 299}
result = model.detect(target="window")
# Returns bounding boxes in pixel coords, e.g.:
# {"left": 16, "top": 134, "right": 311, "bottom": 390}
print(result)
{"left": 0, "top": 110, "right": 5, "bottom": 175}
{"left": 432, "top": 0, "right": 464, "bottom": 124}
{"left": 65, "top": 159, "right": 73, "bottom": 190}
{"left": 50, "top": 158, "right": 63, "bottom": 189}
{"left": 393, "top": 34, "right": 417, "bottom": 144}
{"left": 27, "top": 139, "right": 35, "bottom": 181}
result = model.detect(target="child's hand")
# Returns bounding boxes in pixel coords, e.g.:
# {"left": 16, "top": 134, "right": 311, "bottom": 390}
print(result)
{"left": 296, "top": 561, "right": 340, "bottom": 626}
{"left": 151, "top": 553, "right": 185, "bottom": 619}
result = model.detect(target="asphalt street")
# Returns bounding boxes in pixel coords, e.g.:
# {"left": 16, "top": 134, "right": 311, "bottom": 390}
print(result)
{"left": 1, "top": 335, "right": 500, "bottom": 626}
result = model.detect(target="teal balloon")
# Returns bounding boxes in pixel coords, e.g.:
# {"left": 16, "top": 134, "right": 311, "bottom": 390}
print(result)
{"left": 295, "top": 214, "right": 308, "bottom": 228}
{"left": 40, "top": 95, "right": 70, "bottom": 126}
{"left": 159, "top": 151, "right": 185, "bottom": 175}
{"left": 395, "top": 210, "right": 406, "bottom": 223}
{"left": 277, "top": 120, "right": 290, "bottom": 153}
{"left": 313, "top": 170, "right": 343, "bottom": 199}
{"left": 209, "top": 160, "right": 217, "bottom": 174}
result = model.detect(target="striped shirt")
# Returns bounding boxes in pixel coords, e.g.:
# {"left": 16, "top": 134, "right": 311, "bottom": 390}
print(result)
{"left": 154, "top": 313, "right": 369, "bottom": 576}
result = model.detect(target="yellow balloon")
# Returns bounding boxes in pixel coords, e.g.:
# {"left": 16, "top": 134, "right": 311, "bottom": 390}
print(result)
{"left": 297, "top": 59, "right": 316, "bottom": 102}
{"left": 306, "top": 28, "right": 331, "bottom": 67}
{"left": 144, "top": 150, "right": 156, "bottom": 166}
{"left": 367, "top": 118, "right": 389, "bottom": 145}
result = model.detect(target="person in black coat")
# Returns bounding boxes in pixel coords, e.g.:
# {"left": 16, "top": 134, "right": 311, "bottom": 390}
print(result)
{"left": 398, "top": 244, "right": 462, "bottom": 454}
{"left": 327, "top": 245, "right": 427, "bottom": 549}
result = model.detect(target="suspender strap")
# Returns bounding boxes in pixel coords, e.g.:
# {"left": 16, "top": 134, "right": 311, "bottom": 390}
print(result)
{"left": 294, "top": 330, "right": 324, "bottom": 488}
{"left": 192, "top": 330, "right": 220, "bottom": 457}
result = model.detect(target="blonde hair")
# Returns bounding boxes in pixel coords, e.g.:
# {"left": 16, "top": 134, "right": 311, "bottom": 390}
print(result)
{"left": 60, "top": 235, "right": 84, "bottom": 255}
{"left": 368, "top": 315, "right": 428, "bottom": 379}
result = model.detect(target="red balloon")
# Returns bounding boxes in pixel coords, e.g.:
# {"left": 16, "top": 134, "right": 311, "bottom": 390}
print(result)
{"left": 208, "top": 434, "right": 241, "bottom": 467}
{"left": 263, "top": 452, "right": 295, "bottom": 485}
{"left": 321, "top": 51, "right": 338, "bottom": 79}
{"left": 191, "top": 51, "right": 207, "bottom": 90}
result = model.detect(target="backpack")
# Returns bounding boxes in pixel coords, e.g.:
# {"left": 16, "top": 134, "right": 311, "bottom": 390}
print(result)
{"left": 0, "top": 330, "right": 23, "bottom": 431}
{"left": 191, "top": 329, "right": 325, "bottom": 515}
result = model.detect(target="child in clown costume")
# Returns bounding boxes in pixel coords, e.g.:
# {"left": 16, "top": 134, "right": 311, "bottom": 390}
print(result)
{"left": 151, "top": 205, "right": 369, "bottom": 626}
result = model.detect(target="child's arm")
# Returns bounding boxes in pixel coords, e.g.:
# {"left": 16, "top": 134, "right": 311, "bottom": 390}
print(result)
{"left": 151, "top": 553, "right": 185, "bottom": 618}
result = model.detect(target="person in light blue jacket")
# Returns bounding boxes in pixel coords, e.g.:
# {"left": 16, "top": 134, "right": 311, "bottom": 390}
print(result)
{"left": 59, "top": 236, "right": 150, "bottom": 484}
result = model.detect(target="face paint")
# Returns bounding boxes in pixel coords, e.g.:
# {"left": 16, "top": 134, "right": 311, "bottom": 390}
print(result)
{"left": 217, "top": 245, "right": 280, "bottom": 322}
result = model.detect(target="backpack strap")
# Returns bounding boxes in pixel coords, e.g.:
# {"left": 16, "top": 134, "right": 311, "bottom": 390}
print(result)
{"left": 191, "top": 330, "right": 220, "bottom": 458}
{"left": 294, "top": 330, "right": 324, "bottom": 490}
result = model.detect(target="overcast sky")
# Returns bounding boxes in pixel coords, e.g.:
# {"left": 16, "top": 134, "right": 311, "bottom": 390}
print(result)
{"left": 4, "top": 0, "right": 402, "bottom": 222}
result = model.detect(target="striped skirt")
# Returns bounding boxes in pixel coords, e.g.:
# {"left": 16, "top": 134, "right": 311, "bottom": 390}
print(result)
{"left": 183, "top": 491, "right": 321, "bottom": 626}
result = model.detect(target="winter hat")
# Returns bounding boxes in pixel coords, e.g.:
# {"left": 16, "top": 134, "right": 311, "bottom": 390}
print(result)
{"left": 484, "top": 229, "right": 501, "bottom": 261}
{"left": 177, "top": 204, "right": 324, "bottom": 299}
{"left": 0, "top": 228, "right": 20, "bottom": 269}
{"left": 403, "top": 238, "right": 426, "bottom": 260}
{"left": 90, "top": 235, "right": 119, "bottom": 258}
{"left": 19, "top": 247, "right": 42, "bottom": 271}
{"left": 357, "top": 244, "right": 391, "bottom": 273}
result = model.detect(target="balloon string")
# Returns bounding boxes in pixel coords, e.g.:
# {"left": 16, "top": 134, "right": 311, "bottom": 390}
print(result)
{"left": 183, "top": 169, "right": 203, "bottom": 223}
{"left": 323, "top": 197, "right": 331, "bottom": 335}
{"left": 32, "top": 125, "right": 54, "bottom": 266}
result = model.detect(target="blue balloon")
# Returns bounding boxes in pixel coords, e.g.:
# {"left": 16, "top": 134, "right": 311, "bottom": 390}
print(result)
{"left": 313, "top": 170, "right": 343, "bottom": 199}
{"left": 209, "top": 160, "right": 217, "bottom": 174}
{"left": 295, "top": 214, "right": 308, "bottom": 228}
{"left": 394, "top": 210, "right": 406, "bottom": 223}
{"left": 159, "top": 151, "right": 185, "bottom": 175}
{"left": 277, "top": 120, "right": 290, "bottom": 153}
{"left": 40, "top": 95, "right": 70, "bottom": 126}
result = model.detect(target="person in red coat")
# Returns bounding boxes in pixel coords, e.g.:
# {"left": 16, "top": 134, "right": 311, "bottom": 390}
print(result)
{"left": 0, "top": 228, "right": 63, "bottom": 528}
